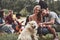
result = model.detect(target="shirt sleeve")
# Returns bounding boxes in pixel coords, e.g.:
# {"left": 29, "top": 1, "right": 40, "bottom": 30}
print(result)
{"left": 49, "top": 12, "right": 56, "bottom": 19}
{"left": 49, "top": 12, "right": 60, "bottom": 24}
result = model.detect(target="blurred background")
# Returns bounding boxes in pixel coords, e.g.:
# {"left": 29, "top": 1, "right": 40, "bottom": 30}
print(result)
{"left": 0, "top": 0, "right": 60, "bottom": 16}
{"left": 0, "top": 0, "right": 60, "bottom": 40}
{"left": 0, "top": 0, "right": 60, "bottom": 31}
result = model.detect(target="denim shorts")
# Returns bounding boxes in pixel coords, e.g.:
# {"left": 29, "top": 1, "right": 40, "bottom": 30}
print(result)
{"left": 37, "top": 27, "right": 50, "bottom": 35}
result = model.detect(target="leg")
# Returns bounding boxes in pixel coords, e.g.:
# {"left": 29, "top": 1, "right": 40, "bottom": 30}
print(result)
{"left": 46, "top": 25, "right": 58, "bottom": 40}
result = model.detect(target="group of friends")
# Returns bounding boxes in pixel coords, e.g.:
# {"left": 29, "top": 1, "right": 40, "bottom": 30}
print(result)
{"left": 27, "top": 1, "right": 60, "bottom": 40}
{"left": 0, "top": 9, "right": 24, "bottom": 34}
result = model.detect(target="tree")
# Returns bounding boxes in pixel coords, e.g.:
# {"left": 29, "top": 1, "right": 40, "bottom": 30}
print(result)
{"left": 0, "top": 0, "right": 37, "bottom": 14}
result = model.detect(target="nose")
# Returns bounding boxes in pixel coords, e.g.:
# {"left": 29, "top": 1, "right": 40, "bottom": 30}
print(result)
{"left": 34, "top": 26, "right": 36, "bottom": 28}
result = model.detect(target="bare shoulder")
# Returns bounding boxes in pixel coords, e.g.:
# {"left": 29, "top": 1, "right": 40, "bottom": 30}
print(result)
{"left": 28, "top": 14, "right": 35, "bottom": 21}
{"left": 29, "top": 14, "right": 35, "bottom": 18}
{"left": 29, "top": 15, "right": 32, "bottom": 19}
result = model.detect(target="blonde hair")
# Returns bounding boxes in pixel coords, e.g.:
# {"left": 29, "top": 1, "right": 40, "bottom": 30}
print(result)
{"left": 33, "top": 5, "right": 41, "bottom": 13}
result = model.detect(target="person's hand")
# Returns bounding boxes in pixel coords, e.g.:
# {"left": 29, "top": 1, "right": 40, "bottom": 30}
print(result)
{"left": 42, "top": 24, "right": 46, "bottom": 27}
{"left": 38, "top": 23, "right": 43, "bottom": 27}
{"left": 38, "top": 23, "right": 46, "bottom": 27}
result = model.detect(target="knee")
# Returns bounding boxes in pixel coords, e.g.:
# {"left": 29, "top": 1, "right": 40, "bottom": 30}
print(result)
{"left": 46, "top": 25, "right": 56, "bottom": 30}
{"left": 52, "top": 28, "right": 56, "bottom": 31}
{"left": 46, "top": 25, "right": 52, "bottom": 29}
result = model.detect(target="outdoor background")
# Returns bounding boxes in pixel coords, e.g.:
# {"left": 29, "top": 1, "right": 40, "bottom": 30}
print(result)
{"left": 0, "top": 0, "right": 60, "bottom": 31}
{"left": 0, "top": 0, "right": 60, "bottom": 40}
{"left": 0, "top": 0, "right": 60, "bottom": 16}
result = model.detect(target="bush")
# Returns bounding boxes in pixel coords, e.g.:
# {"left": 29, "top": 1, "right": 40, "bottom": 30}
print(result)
{"left": 20, "top": 8, "right": 30, "bottom": 17}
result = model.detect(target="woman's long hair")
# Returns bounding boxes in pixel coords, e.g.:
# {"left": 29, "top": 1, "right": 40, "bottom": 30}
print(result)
{"left": 37, "top": 10, "right": 42, "bottom": 22}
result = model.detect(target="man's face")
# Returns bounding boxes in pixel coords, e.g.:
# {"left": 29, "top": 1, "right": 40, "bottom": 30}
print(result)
{"left": 42, "top": 9, "right": 48, "bottom": 16}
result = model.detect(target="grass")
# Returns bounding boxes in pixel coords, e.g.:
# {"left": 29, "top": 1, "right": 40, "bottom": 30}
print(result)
{"left": 0, "top": 32, "right": 60, "bottom": 40}
{"left": 0, "top": 33, "right": 18, "bottom": 40}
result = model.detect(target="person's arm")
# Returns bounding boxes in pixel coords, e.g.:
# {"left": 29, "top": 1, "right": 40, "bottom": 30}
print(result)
{"left": 38, "top": 18, "right": 55, "bottom": 27}
{"left": 29, "top": 15, "right": 32, "bottom": 21}
{"left": 43, "top": 18, "right": 55, "bottom": 25}
{"left": 0, "top": 23, "right": 5, "bottom": 26}
{"left": 43, "top": 12, "right": 57, "bottom": 25}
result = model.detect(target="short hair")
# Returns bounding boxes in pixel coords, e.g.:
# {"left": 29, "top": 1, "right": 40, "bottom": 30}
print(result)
{"left": 16, "top": 14, "right": 21, "bottom": 17}
{"left": 39, "top": 1, "right": 48, "bottom": 9}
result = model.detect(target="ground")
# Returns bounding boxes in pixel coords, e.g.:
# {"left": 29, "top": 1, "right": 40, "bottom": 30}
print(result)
{"left": 0, "top": 16, "right": 60, "bottom": 40}
{"left": 0, "top": 32, "right": 60, "bottom": 40}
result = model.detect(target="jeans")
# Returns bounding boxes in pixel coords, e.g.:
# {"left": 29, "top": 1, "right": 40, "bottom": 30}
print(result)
{"left": 37, "top": 27, "right": 49, "bottom": 35}
{"left": 0, "top": 24, "right": 14, "bottom": 34}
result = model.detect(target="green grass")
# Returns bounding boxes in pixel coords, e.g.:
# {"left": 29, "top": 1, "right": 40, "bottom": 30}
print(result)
{"left": 0, "top": 33, "right": 60, "bottom": 40}
{"left": 0, "top": 33, "right": 18, "bottom": 40}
